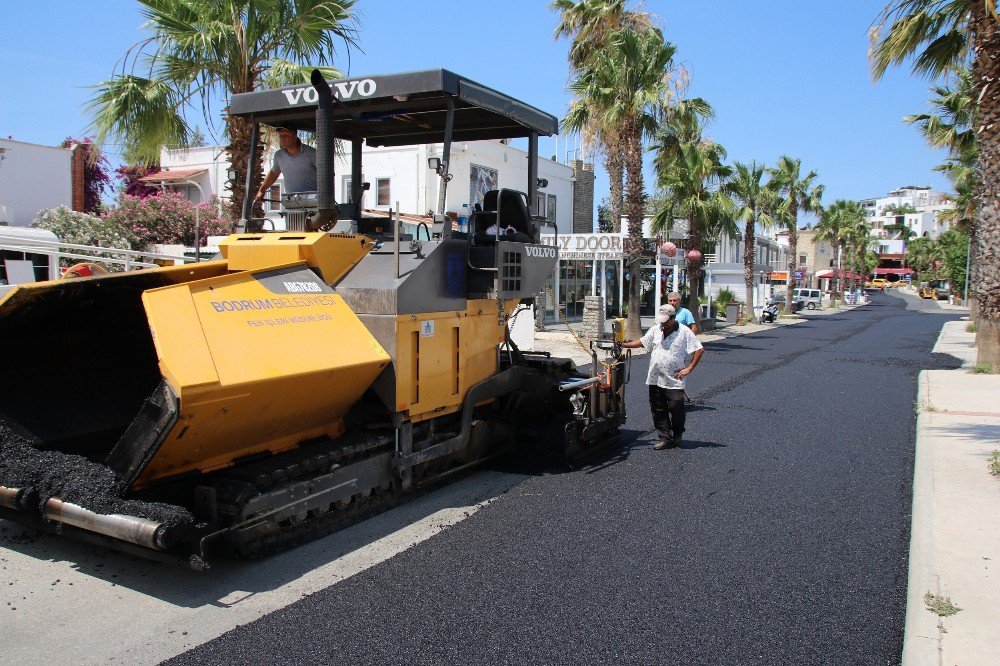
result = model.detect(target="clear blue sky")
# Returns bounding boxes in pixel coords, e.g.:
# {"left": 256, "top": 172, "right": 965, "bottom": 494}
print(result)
{"left": 0, "top": 0, "right": 951, "bottom": 216}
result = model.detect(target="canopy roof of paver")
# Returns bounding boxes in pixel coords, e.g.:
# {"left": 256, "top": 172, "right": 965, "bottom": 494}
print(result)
{"left": 228, "top": 69, "right": 558, "bottom": 147}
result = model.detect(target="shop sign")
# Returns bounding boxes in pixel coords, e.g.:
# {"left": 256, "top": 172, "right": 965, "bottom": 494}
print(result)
{"left": 539, "top": 233, "right": 624, "bottom": 260}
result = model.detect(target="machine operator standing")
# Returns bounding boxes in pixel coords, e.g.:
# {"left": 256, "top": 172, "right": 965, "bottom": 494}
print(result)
{"left": 622, "top": 304, "right": 704, "bottom": 450}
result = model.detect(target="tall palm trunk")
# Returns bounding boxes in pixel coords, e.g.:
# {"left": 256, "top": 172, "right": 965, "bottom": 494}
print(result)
{"left": 743, "top": 217, "right": 756, "bottom": 321}
{"left": 847, "top": 242, "right": 856, "bottom": 293}
{"left": 785, "top": 205, "right": 798, "bottom": 313}
{"left": 606, "top": 147, "right": 625, "bottom": 233}
{"left": 972, "top": 2, "right": 1000, "bottom": 367}
{"left": 226, "top": 115, "right": 265, "bottom": 224}
{"left": 623, "top": 119, "right": 645, "bottom": 339}
{"left": 688, "top": 227, "right": 705, "bottom": 318}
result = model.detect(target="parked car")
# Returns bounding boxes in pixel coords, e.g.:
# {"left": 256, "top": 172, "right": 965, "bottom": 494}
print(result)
{"left": 769, "top": 293, "right": 805, "bottom": 313}
{"left": 869, "top": 278, "right": 888, "bottom": 290}
{"left": 793, "top": 288, "right": 823, "bottom": 310}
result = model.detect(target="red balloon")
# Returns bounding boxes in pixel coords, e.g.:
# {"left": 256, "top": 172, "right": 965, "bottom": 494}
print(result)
{"left": 687, "top": 249, "right": 702, "bottom": 262}
{"left": 660, "top": 241, "right": 676, "bottom": 255}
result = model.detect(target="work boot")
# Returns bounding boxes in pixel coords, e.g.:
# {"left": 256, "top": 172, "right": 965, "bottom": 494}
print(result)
{"left": 653, "top": 438, "right": 673, "bottom": 451}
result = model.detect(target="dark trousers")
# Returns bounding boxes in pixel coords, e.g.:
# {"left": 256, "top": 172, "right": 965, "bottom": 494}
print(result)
{"left": 648, "top": 385, "right": 686, "bottom": 442}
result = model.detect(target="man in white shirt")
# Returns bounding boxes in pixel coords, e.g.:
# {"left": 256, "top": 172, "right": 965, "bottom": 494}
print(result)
{"left": 622, "top": 304, "right": 705, "bottom": 449}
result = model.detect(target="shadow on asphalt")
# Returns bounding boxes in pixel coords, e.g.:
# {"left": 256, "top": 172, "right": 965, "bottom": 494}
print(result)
{"left": 704, "top": 342, "right": 766, "bottom": 351}
{"left": 676, "top": 438, "right": 727, "bottom": 450}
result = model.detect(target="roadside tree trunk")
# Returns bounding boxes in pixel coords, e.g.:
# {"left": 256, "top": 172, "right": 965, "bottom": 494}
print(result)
{"left": 785, "top": 209, "right": 798, "bottom": 313}
{"left": 688, "top": 227, "right": 705, "bottom": 319}
{"left": 744, "top": 216, "right": 756, "bottom": 322}
{"left": 606, "top": 142, "right": 625, "bottom": 233}
{"left": 623, "top": 119, "right": 645, "bottom": 340}
{"left": 972, "top": 3, "right": 1000, "bottom": 369}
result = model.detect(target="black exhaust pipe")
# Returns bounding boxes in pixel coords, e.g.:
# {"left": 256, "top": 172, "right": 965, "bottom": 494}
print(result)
{"left": 307, "top": 69, "right": 336, "bottom": 232}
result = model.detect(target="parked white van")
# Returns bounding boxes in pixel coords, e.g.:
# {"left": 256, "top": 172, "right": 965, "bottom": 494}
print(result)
{"left": 794, "top": 288, "right": 823, "bottom": 310}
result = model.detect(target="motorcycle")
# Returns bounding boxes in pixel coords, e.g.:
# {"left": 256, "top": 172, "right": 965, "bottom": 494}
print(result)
{"left": 760, "top": 300, "right": 779, "bottom": 323}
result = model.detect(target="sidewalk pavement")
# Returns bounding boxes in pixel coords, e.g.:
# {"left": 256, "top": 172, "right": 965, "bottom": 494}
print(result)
{"left": 905, "top": 320, "right": 1000, "bottom": 665}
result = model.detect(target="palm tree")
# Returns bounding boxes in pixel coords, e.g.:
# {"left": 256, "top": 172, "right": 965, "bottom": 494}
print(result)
{"left": 553, "top": 0, "right": 651, "bottom": 70}
{"left": 871, "top": 0, "right": 1000, "bottom": 365}
{"left": 906, "top": 236, "right": 937, "bottom": 282}
{"left": 651, "top": 103, "right": 734, "bottom": 319}
{"left": 815, "top": 200, "right": 850, "bottom": 295}
{"left": 567, "top": 27, "right": 675, "bottom": 338}
{"left": 87, "top": 0, "right": 357, "bottom": 221}
{"left": 725, "top": 161, "right": 774, "bottom": 321}
{"left": 841, "top": 204, "right": 870, "bottom": 292}
{"left": 555, "top": 1, "right": 652, "bottom": 234}
{"left": 767, "top": 156, "right": 824, "bottom": 313}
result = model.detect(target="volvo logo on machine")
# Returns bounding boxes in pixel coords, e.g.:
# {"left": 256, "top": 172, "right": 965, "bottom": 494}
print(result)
{"left": 282, "top": 79, "right": 377, "bottom": 106}
{"left": 524, "top": 245, "right": 557, "bottom": 259}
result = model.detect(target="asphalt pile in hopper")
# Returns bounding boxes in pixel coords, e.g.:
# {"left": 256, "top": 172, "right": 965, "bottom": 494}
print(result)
{"left": 0, "top": 419, "right": 193, "bottom": 527}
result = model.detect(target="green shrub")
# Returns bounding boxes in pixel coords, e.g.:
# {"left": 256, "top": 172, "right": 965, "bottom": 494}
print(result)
{"left": 715, "top": 288, "right": 738, "bottom": 307}
{"left": 104, "top": 192, "right": 232, "bottom": 250}
{"left": 31, "top": 206, "right": 134, "bottom": 271}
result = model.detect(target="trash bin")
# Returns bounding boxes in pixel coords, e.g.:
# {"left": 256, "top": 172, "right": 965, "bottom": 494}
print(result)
{"left": 725, "top": 302, "right": 740, "bottom": 323}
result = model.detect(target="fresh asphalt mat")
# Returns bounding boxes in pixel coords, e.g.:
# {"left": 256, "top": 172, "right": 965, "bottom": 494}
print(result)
{"left": 166, "top": 292, "right": 961, "bottom": 665}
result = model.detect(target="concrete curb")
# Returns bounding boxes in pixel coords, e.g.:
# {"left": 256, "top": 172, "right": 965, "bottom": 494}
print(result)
{"left": 902, "top": 375, "right": 942, "bottom": 666}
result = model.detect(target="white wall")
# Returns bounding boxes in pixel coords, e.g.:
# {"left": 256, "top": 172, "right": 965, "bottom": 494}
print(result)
{"left": 0, "top": 139, "right": 72, "bottom": 227}
{"left": 163, "top": 139, "right": 576, "bottom": 233}
{"left": 158, "top": 146, "right": 226, "bottom": 206}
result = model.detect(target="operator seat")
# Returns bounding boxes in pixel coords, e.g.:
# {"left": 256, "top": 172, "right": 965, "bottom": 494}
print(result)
{"left": 471, "top": 189, "right": 534, "bottom": 245}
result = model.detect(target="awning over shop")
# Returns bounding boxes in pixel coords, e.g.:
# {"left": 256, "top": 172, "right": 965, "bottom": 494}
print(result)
{"left": 873, "top": 267, "right": 915, "bottom": 276}
{"left": 139, "top": 168, "right": 207, "bottom": 183}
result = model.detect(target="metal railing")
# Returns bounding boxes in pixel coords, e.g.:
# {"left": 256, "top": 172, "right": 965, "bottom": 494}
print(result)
{"left": 0, "top": 233, "right": 194, "bottom": 273}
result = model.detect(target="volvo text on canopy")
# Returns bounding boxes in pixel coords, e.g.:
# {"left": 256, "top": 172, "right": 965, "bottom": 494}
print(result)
{"left": 229, "top": 68, "right": 557, "bottom": 239}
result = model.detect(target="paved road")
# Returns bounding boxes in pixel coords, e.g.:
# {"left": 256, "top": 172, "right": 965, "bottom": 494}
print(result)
{"left": 164, "top": 292, "right": 960, "bottom": 665}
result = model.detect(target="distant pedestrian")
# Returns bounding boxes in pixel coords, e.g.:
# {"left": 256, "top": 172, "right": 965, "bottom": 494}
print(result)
{"left": 667, "top": 292, "right": 698, "bottom": 334}
{"left": 622, "top": 304, "right": 705, "bottom": 450}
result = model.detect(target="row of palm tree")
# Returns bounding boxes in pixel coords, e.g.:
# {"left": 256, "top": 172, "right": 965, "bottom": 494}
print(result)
{"left": 871, "top": 0, "right": 999, "bottom": 366}
{"left": 814, "top": 199, "right": 873, "bottom": 295}
{"left": 556, "top": 1, "right": 834, "bottom": 329}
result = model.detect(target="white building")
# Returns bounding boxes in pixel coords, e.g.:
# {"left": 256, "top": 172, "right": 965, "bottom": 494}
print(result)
{"left": 860, "top": 185, "right": 954, "bottom": 240}
{"left": 157, "top": 139, "right": 574, "bottom": 234}
{"left": 0, "top": 138, "right": 79, "bottom": 227}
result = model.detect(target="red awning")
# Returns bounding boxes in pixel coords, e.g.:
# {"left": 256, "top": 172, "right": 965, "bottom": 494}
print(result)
{"left": 139, "top": 168, "right": 207, "bottom": 183}
{"left": 873, "top": 268, "right": 915, "bottom": 276}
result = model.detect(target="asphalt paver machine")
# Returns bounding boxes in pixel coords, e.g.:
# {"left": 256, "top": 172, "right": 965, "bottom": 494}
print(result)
{"left": 0, "top": 70, "right": 628, "bottom": 569}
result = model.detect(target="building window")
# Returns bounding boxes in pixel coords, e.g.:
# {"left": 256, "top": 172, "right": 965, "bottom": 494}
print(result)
{"left": 342, "top": 176, "right": 352, "bottom": 203}
{"left": 267, "top": 185, "right": 281, "bottom": 212}
{"left": 799, "top": 254, "right": 807, "bottom": 264}
{"left": 376, "top": 178, "right": 390, "bottom": 207}
{"left": 547, "top": 194, "right": 557, "bottom": 223}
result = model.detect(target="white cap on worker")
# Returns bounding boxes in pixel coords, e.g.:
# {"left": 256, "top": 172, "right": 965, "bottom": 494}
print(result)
{"left": 655, "top": 304, "right": 676, "bottom": 323}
